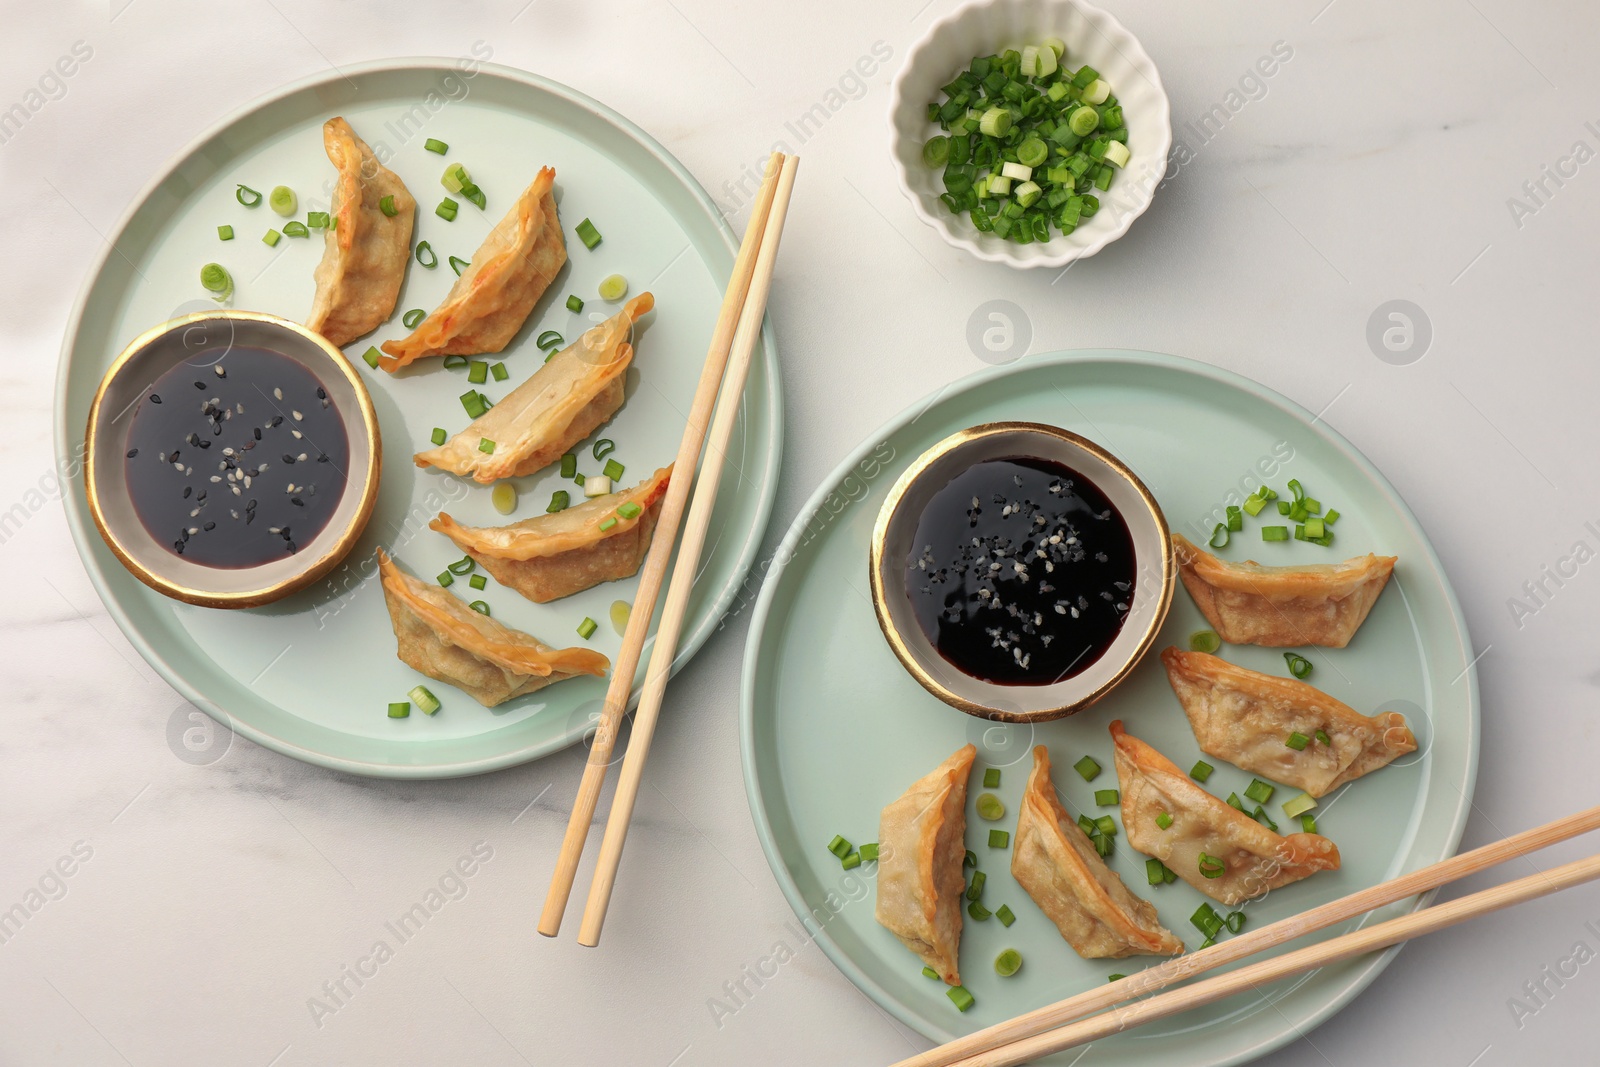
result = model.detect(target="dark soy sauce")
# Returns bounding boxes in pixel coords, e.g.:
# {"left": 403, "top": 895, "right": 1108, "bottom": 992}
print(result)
{"left": 905, "top": 456, "right": 1137, "bottom": 686}
{"left": 124, "top": 347, "right": 349, "bottom": 568}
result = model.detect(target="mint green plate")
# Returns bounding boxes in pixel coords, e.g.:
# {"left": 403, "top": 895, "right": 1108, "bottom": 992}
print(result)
{"left": 54, "top": 60, "right": 781, "bottom": 778}
{"left": 741, "top": 351, "right": 1477, "bottom": 1064}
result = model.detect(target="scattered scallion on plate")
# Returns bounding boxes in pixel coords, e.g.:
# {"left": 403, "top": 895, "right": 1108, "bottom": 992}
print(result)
{"left": 490, "top": 362, "right": 508, "bottom": 382}
{"left": 995, "top": 904, "right": 1015, "bottom": 927}
{"left": 409, "top": 686, "right": 441, "bottom": 715}
{"left": 379, "top": 194, "right": 398, "bottom": 217}
{"left": 1094, "top": 789, "right": 1119, "bottom": 806}
{"left": 235, "top": 184, "right": 262, "bottom": 207}
{"left": 450, "top": 255, "right": 470, "bottom": 275}
{"left": 436, "top": 197, "right": 459, "bottom": 221}
{"left": 402, "top": 309, "right": 425, "bottom": 329}
{"left": 262, "top": 229, "right": 281, "bottom": 247}
{"left": 469, "top": 574, "right": 487, "bottom": 590}
{"left": 282, "top": 221, "right": 309, "bottom": 238}
{"left": 983, "top": 767, "right": 1001, "bottom": 788}
{"left": 1073, "top": 755, "right": 1101, "bottom": 781}
{"left": 387, "top": 701, "right": 409, "bottom": 718}
{"left": 1189, "top": 629, "right": 1221, "bottom": 653}
{"left": 415, "top": 241, "right": 438, "bottom": 268}
{"left": 947, "top": 985, "right": 975, "bottom": 1012}
{"left": 988, "top": 829, "right": 1009, "bottom": 849}
{"left": 994, "top": 949, "right": 1023, "bottom": 977}
{"left": 976, "top": 793, "right": 1005, "bottom": 821}
{"left": 599, "top": 273, "right": 628, "bottom": 301}
{"left": 468, "top": 360, "right": 488, "bottom": 384}
{"left": 362, "top": 346, "right": 381, "bottom": 369}
{"left": 199, "top": 263, "right": 233, "bottom": 303}
{"left": 610, "top": 599, "right": 631, "bottom": 633}
{"left": 858, "top": 842, "right": 879, "bottom": 862}
{"left": 217, "top": 225, "right": 234, "bottom": 241}
{"left": 469, "top": 601, "right": 490, "bottom": 616}
{"left": 491, "top": 482, "right": 516, "bottom": 515}
{"left": 1190, "top": 760, "right": 1214, "bottom": 783}
{"left": 602, "top": 458, "right": 625, "bottom": 482}
{"left": 577, "top": 616, "right": 598, "bottom": 639}
{"left": 1243, "top": 778, "right": 1276, "bottom": 805}
{"left": 566, "top": 294, "right": 584, "bottom": 313}
{"left": 827, "top": 835, "right": 851, "bottom": 858}
{"left": 269, "top": 185, "right": 297, "bottom": 217}
{"left": 1284, "top": 652, "right": 1314, "bottom": 679}
{"left": 424, "top": 138, "right": 448, "bottom": 155}
{"left": 575, "top": 218, "right": 602, "bottom": 249}
{"left": 430, "top": 427, "right": 447, "bottom": 446}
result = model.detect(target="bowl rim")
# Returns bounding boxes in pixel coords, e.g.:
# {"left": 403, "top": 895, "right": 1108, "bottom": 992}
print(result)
{"left": 886, "top": 0, "right": 1174, "bottom": 269}
{"left": 83, "top": 310, "right": 382, "bottom": 609}
{"left": 868, "top": 420, "right": 1174, "bottom": 721}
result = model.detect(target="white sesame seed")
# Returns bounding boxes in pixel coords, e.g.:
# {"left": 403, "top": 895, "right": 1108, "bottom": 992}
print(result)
{"left": 273, "top": 388, "right": 283, "bottom": 400}
{"left": 269, "top": 527, "right": 280, "bottom": 534}
{"left": 297, "top": 453, "right": 307, "bottom": 462}
{"left": 292, "top": 410, "right": 303, "bottom": 421}
{"left": 189, "top": 508, "right": 200, "bottom": 518}
{"left": 209, "top": 475, "right": 221, "bottom": 483}
{"left": 231, "top": 486, "right": 241, "bottom": 497}
{"left": 244, "top": 476, "right": 251, "bottom": 488}
{"left": 291, "top": 429, "right": 303, "bottom": 439}
{"left": 214, "top": 365, "right": 225, "bottom": 376}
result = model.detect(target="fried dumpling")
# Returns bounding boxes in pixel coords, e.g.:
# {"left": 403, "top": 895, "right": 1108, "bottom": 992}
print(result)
{"left": 1173, "top": 533, "right": 1396, "bottom": 648}
{"left": 875, "top": 743, "right": 976, "bottom": 985}
{"left": 414, "top": 294, "right": 652, "bottom": 484}
{"left": 430, "top": 466, "right": 672, "bottom": 603}
{"left": 377, "top": 550, "right": 608, "bottom": 707}
{"left": 379, "top": 166, "right": 566, "bottom": 371}
{"left": 1111, "top": 721, "right": 1340, "bottom": 906}
{"left": 1162, "top": 648, "right": 1417, "bottom": 798}
{"left": 305, "top": 117, "right": 417, "bottom": 348}
{"left": 1012, "top": 746, "right": 1184, "bottom": 959}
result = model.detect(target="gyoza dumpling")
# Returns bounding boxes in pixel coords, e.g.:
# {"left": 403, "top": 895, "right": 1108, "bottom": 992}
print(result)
{"left": 430, "top": 466, "right": 672, "bottom": 603}
{"left": 1111, "top": 721, "right": 1340, "bottom": 906}
{"left": 1012, "top": 746, "right": 1184, "bottom": 958}
{"left": 414, "top": 294, "right": 652, "bottom": 484}
{"left": 875, "top": 743, "right": 975, "bottom": 985}
{"left": 379, "top": 166, "right": 566, "bottom": 371}
{"left": 1162, "top": 648, "right": 1416, "bottom": 798}
{"left": 306, "top": 117, "right": 416, "bottom": 348}
{"left": 1173, "top": 533, "right": 1396, "bottom": 648}
{"left": 377, "top": 550, "right": 608, "bottom": 706}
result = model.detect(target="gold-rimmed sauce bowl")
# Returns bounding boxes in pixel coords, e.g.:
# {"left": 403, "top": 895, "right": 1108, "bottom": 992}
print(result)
{"left": 84, "top": 311, "right": 381, "bottom": 609}
{"left": 869, "top": 421, "right": 1173, "bottom": 722}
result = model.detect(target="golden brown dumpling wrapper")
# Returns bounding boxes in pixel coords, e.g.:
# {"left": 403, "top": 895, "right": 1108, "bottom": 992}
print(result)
{"left": 1012, "top": 746, "right": 1183, "bottom": 959}
{"left": 414, "top": 294, "right": 652, "bottom": 484}
{"left": 379, "top": 166, "right": 566, "bottom": 370}
{"left": 875, "top": 743, "right": 975, "bottom": 985}
{"left": 1111, "top": 721, "right": 1340, "bottom": 906}
{"left": 430, "top": 466, "right": 672, "bottom": 603}
{"left": 1162, "top": 648, "right": 1416, "bottom": 798}
{"left": 306, "top": 117, "right": 417, "bottom": 348}
{"left": 1173, "top": 533, "right": 1396, "bottom": 648}
{"left": 376, "top": 550, "right": 608, "bottom": 707}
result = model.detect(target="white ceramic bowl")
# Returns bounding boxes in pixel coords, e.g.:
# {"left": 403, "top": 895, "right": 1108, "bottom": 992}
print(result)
{"left": 888, "top": 0, "right": 1172, "bottom": 269}
{"left": 869, "top": 422, "right": 1174, "bottom": 721}
{"left": 84, "top": 312, "right": 381, "bottom": 609}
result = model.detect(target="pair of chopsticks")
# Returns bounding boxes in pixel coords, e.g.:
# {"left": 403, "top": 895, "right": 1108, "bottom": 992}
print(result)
{"left": 538, "top": 152, "right": 799, "bottom": 947}
{"left": 894, "top": 803, "right": 1600, "bottom": 1067}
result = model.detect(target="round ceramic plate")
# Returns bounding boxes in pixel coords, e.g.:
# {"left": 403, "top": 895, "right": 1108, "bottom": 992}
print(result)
{"left": 741, "top": 351, "right": 1477, "bottom": 1065}
{"left": 54, "top": 59, "right": 781, "bottom": 778}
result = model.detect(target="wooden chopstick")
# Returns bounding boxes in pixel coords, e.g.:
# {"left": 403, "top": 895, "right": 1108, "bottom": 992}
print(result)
{"left": 950, "top": 849, "right": 1600, "bottom": 1067}
{"left": 537, "top": 152, "right": 785, "bottom": 938}
{"left": 895, "top": 803, "right": 1600, "bottom": 1067}
{"left": 576, "top": 155, "right": 801, "bottom": 947}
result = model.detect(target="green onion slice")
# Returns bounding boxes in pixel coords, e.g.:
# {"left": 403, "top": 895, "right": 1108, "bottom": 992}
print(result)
{"left": 1243, "top": 779, "right": 1276, "bottom": 804}
{"left": 994, "top": 949, "right": 1022, "bottom": 977}
{"left": 282, "top": 221, "right": 309, "bottom": 238}
{"left": 537, "top": 330, "right": 565, "bottom": 352}
{"left": 575, "top": 218, "right": 602, "bottom": 249}
{"left": 447, "top": 557, "right": 476, "bottom": 576}
{"left": 235, "top": 184, "right": 263, "bottom": 207}
{"left": 1198, "top": 853, "right": 1226, "bottom": 879}
{"left": 361, "top": 346, "right": 381, "bottom": 369}
{"left": 976, "top": 793, "right": 1005, "bottom": 821}
{"left": 964, "top": 849, "right": 978, "bottom": 869}
{"left": 424, "top": 138, "right": 448, "bottom": 155}
{"left": 402, "top": 309, "right": 425, "bottom": 329}
{"left": 547, "top": 490, "right": 570, "bottom": 513}
{"left": 967, "top": 871, "right": 986, "bottom": 900}
{"left": 379, "top": 194, "right": 398, "bottom": 217}
{"left": 947, "top": 985, "right": 975, "bottom": 1012}
{"left": 217, "top": 225, "right": 234, "bottom": 241}
{"left": 1074, "top": 755, "right": 1101, "bottom": 781}
{"left": 967, "top": 900, "right": 991, "bottom": 921}
{"left": 409, "top": 686, "right": 441, "bottom": 715}
{"left": 1190, "top": 760, "right": 1214, "bottom": 783}
{"left": 988, "top": 829, "right": 1009, "bottom": 849}
{"left": 415, "top": 241, "right": 438, "bottom": 268}
{"left": 1189, "top": 629, "right": 1221, "bottom": 653}
{"left": 199, "top": 263, "right": 233, "bottom": 302}
{"left": 576, "top": 616, "right": 597, "bottom": 639}
{"left": 1156, "top": 811, "right": 1173, "bottom": 830}
{"left": 566, "top": 294, "right": 584, "bottom": 313}
{"left": 1208, "top": 523, "right": 1230, "bottom": 549}
{"left": 603, "top": 458, "right": 625, "bottom": 482}
{"left": 1094, "top": 789, "right": 1119, "bottom": 806}
{"left": 449, "top": 255, "right": 470, "bottom": 275}
{"left": 269, "top": 185, "right": 297, "bottom": 217}
{"left": 995, "top": 904, "right": 1015, "bottom": 927}
{"left": 388, "top": 702, "right": 409, "bottom": 718}
{"left": 1146, "top": 858, "right": 1168, "bottom": 886}
{"left": 858, "top": 842, "right": 879, "bottom": 862}
{"left": 1282, "top": 792, "right": 1318, "bottom": 818}
{"left": 1285, "top": 731, "right": 1311, "bottom": 751}
{"left": 827, "top": 834, "right": 851, "bottom": 858}
{"left": 592, "top": 439, "right": 617, "bottom": 461}
{"left": 1283, "top": 653, "right": 1314, "bottom": 680}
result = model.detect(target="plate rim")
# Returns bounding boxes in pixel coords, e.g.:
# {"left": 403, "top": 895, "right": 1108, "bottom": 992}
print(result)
{"left": 52, "top": 56, "right": 783, "bottom": 778}
{"left": 739, "top": 348, "right": 1479, "bottom": 1062}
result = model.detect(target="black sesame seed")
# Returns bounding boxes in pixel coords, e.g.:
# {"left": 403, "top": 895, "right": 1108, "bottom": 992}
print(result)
{"left": 186, "top": 432, "right": 200, "bottom": 446}
{"left": 196, "top": 491, "right": 206, "bottom": 502}
{"left": 285, "top": 541, "right": 297, "bottom": 554}
{"left": 282, "top": 454, "right": 295, "bottom": 464}
{"left": 253, "top": 427, "right": 262, "bottom": 441}
{"left": 212, "top": 423, "right": 222, "bottom": 436}
{"left": 246, "top": 511, "right": 255, "bottom": 524}
{"left": 182, "top": 486, "right": 192, "bottom": 499}
{"left": 174, "top": 540, "right": 185, "bottom": 553}
{"left": 198, "top": 439, "right": 212, "bottom": 449}
{"left": 270, "top": 415, "right": 284, "bottom": 427}
{"left": 279, "top": 526, "right": 292, "bottom": 538}
{"left": 316, "top": 453, "right": 328, "bottom": 463}
{"left": 290, "top": 497, "right": 304, "bottom": 507}
{"left": 194, "top": 381, "right": 206, "bottom": 390}
{"left": 170, "top": 450, "right": 181, "bottom": 462}
{"left": 246, "top": 499, "right": 257, "bottom": 510}
{"left": 203, "top": 521, "right": 216, "bottom": 531}
{"left": 126, "top": 448, "right": 138, "bottom": 458}
{"left": 316, "top": 386, "right": 326, "bottom": 399}
{"left": 149, "top": 394, "right": 162, "bottom": 404}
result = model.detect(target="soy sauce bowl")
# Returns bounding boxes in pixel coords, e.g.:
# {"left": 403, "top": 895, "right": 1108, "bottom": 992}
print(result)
{"left": 84, "top": 311, "right": 381, "bottom": 609}
{"left": 869, "top": 422, "right": 1173, "bottom": 722}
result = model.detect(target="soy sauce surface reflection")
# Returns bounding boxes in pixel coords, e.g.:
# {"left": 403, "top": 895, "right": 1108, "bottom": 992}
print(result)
{"left": 905, "top": 456, "right": 1136, "bottom": 686}
{"left": 123, "top": 347, "right": 349, "bottom": 568}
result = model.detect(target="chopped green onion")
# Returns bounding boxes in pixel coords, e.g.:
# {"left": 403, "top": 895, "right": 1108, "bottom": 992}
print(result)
{"left": 1190, "top": 760, "right": 1214, "bottom": 783}
{"left": 994, "top": 949, "right": 1022, "bottom": 977}
{"left": 443, "top": 355, "right": 468, "bottom": 368}
{"left": 217, "top": 225, "right": 234, "bottom": 241}
{"left": 402, "top": 308, "right": 425, "bottom": 329}
{"left": 599, "top": 274, "right": 628, "bottom": 301}
{"left": 602, "top": 458, "right": 625, "bottom": 481}
{"left": 469, "top": 573, "right": 487, "bottom": 590}
{"left": 1284, "top": 653, "right": 1314, "bottom": 680}
{"left": 547, "top": 490, "right": 570, "bottom": 513}
{"left": 1324, "top": 509, "right": 1341, "bottom": 525}
{"left": 1074, "top": 755, "right": 1101, "bottom": 781}
{"left": 1094, "top": 789, "right": 1119, "bottom": 806}
{"left": 1243, "top": 493, "right": 1267, "bottom": 517}
{"left": 1315, "top": 729, "right": 1331, "bottom": 746}
{"left": 947, "top": 986, "right": 975, "bottom": 1012}
{"left": 307, "top": 211, "right": 330, "bottom": 229}
{"left": 572, "top": 472, "right": 585, "bottom": 487}
{"left": 1068, "top": 105, "right": 1099, "bottom": 136}
{"left": 995, "top": 904, "right": 1016, "bottom": 927}
{"left": 1208, "top": 523, "right": 1230, "bottom": 549}
{"left": 388, "top": 702, "right": 409, "bottom": 718}
{"left": 576, "top": 616, "right": 597, "bottom": 639}
{"left": 1093, "top": 834, "right": 1113, "bottom": 857}
{"left": 1304, "top": 517, "right": 1326, "bottom": 539}
{"left": 537, "top": 330, "right": 565, "bottom": 352}
{"left": 566, "top": 294, "right": 584, "bottom": 313}
{"left": 977, "top": 793, "right": 1005, "bottom": 821}
{"left": 1301, "top": 813, "right": 1318, "bottom": 833}
{"left": 1227, "top": 793, "right": 1246, "bottom": 812}
{"left": 1287, "top": 478, "right": 1306, "bottom": 502}
{"left": 478, "top": 437, "right": 495, "bottom": 455}
{"left": 1277, "top": 501, "right": 1292, "bottom": 515}
{"left": 922, "top": 965, "right": 939, "bottom": 980}
{"left": 430, "top": 426, "right": 447, "bottom": 446}
{"left": 449, "top": 255, "right": 470, "bottom": 275}
{"left": 1252, "top": 804, "right": 1279, "bottom": 832}
{"left": 610, "top": 600, "right": 631, "bottom": 633}
{"left": 1146, "top": 858, "right": 1169, "bottom": 886}
{"left": 235, "top": 184, "right": 262, "bottom": 207}
{"left": 1198, "top": 853, "right": 1226, "bottom": 879}
{"left": 827, "top": 834, "right": 852, "bottom": 858}
{"left": 269, "top": 185, "right": 297, "bottom": 217}
{"left": 1094, "top": 815, "right": 1116, "bottom": 837}
{"left": 978, "top": 106, "right": 1012, "bottom": 137}
{"left": 1226, "top": 505, "right": 1243, "bottom": 532}
{"left": 282, "top": 221, "right": 309, "bottom": 238}
{"left": 481, "top": 362, "right": 504, "bottom": 383}
{"left": 436, "top": 571, "right": 453, "bottom": 587}
{"left": 262, "top": 228, "right": 281, "bottom": 247}
{"left": 436, "top": 197, "right": 458, "bottom": 221}
{"left": 598, "top": 517, "right": 617, "bottom": 532}
{"left": 1189, "top": 629, "right": 1221, "bottom": 653}
{"left": 1244, "top": 779, "right": 1276, "bottom": 805}
{"left": 491, "top": 482, "right": 517, "bottom": 515}
{"left": 409, "top": 686, "right": 440, "bottom": 715}
{"left": 362, "top": 346, "right": 381, "bottom": 369}
{"left": 415, "top": 241, "right": 437, "bottom": 268}
{"left": 1192, "top": 902, "right": 1223, "bottom": 937}
{"left": 1283, "top": 792, "right": 1318, "bottom": 818}
{"left": 982, "top": 767, "right": 1001, "bottom": 788}
{"left": 467, "top": 360, "right": 489, "bottom": 384}
{"left": 967, "top": 900, "right": 991, "bottom": 921}
{"left": 964, "top": 849, "right": 978, "bottom": 869}
{"left": 988, "top": 829, "right": 1009, "bottom": 849}
{"left": 575, "top": 218, "right": 602, "bottom": 249}
{"left": 460, "top": 390, "right": 488, "bottom": 418}
{"left": 379, "top": 194, "right": 398, "bottom": 217}
{"left": 448, "top": 557, "right": 476, "bottom": 576}
{"left": 424, "top": 138, "right": 448, "bottom": 155}
{"left": 1286, "top": 732, "right": 1311, "bottom": 751}
{"left": 922, "top": 135, "right": 950, "bottom": 167}
{"left": 616, "top": 501, "right": 643, "bottom": 520}
{"left": 1262, "top": 525, "right": 1290, "bottom": 541}
{"left": 560, "top": 453, "right": 578, "bottom": 478}
{"left": 199, "top": 263, "right": 233, "bottom": 302}
{"left": 967, "top": 871, "right": 986, "bottom": 901}
{"left": 1224, "top": 911, "right": 1246, "bottom": 934}
{"left": 1156, "top": 811, "right": 1173, "bottom": 830}
{"left": 840, "top": 851, "right": 861, "bottom": 870}
{"left": 583, "top": 475, "right": 611, "bottom": 498}
{"left": 858, "top": 842, "right": 879, "bottom": 862}
{"left": 441, "top": 162, "right": 470, "bottom": 193}
{"left": 1077, "top": 815, "right": 1097, "bottom": 836}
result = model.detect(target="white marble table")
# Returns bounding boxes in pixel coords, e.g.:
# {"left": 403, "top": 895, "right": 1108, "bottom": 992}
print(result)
{"left": 4, "top": 0, "right": 1595, "bottom": 1063}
